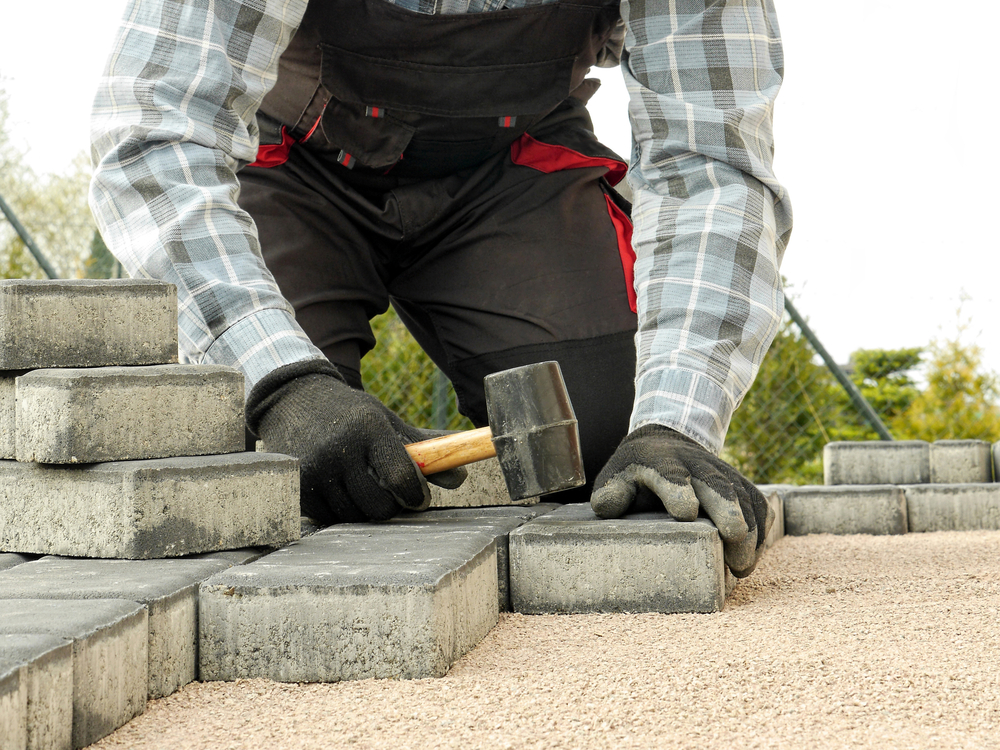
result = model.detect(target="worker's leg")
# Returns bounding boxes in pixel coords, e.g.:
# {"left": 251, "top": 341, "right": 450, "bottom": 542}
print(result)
{"left": 388, "top": 122, "right": 637, "bottom": 495}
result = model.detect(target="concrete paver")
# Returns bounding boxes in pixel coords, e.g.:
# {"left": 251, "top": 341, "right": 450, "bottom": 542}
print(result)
{"left": 0, "top": 660, "right": 26, "bottom": 750}
{"left": 0, "top": 600, "right": 147, "bottom": 749}
{"left": 0, "top": 634, "right": 73, "bottom": 750}
{"left": 389, "top": 504, "right": 558, "bottom": 610}
{"left": 0, "top": 372, "right": 24, "bottom": 460}
{"left": 509, "top": 504, "right": 725, "bottom": 615}
{"left": 15, "top": 366, "right": 244, "bottom": 463}
{"left": 903, "top": 483, "right": 1000, "bottom": 532}
{"left": 0, "top": 453, "right": 300, "bottom": 559}
{"left": 428, "top": 457, "right": 538, "bottom": 508}
{"left": 199, "top": 525, "right": 499, "bottom": 682}
{"left": 0, "top": 552, "right": 261, "bottom": 700}
{"left": 782, "top": 485, "right": 908, "bottom": 536}
{"left": 823, "top": 440, "right": 930, "bottom": 485}
{"left": 929, "top": 440, "right": 994, "bottom": 483}
{"left": 0, "top": 280, "right": 177, "bottom": 370}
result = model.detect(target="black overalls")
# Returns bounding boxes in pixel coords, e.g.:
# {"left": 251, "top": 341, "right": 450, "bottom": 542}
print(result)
{"left": 239, "top": 0, "right": 638, "bottom": 489}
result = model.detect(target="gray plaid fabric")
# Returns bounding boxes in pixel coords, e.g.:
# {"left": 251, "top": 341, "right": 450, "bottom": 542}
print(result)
{"left": 89, "top": 0, "right": 791, "bottom": 454}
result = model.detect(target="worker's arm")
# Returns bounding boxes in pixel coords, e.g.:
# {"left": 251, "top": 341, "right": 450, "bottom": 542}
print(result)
{"left": 89, "top": 0, "right": 323, "bottom": 394}
{"left": 88, "top": 0, "right": 454, "bottom": 522}
{"left": 593, "top": 0, "right": 792, "bottom": 576}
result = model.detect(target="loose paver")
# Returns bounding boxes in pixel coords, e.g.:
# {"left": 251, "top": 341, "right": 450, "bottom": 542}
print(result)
{"left": 509, "top": 504, "right": 725, "bottom": 615}
{"left": 824, "top": 440, "right": 930, "bottom": 485}
{"left": 389, "top": 504, "right": 558, "bottom": 611}
{"left": 903, "top": 483, "right": 1000, "bottom": 532}
{"left": 0, "top": 634, "right": 73, "bottom": 750}
{"left": 0, "top": 600, "right": 147, "bottom": 749}
{"left": 0, "top": 551, "right": 262, "bottom": 700}
{"left": 199, "top": 524, "right": 499, "bottom": 682}
{"left": 782, "top": 485, "right": 908, "bottom": 536}
{"left": 0, "top": 453, "right": 299, "bottom": 559}
{"left": 0, "top": 280, "right": 177, "bottom": 370}
{"left": 929, "top": 440, "right": 994, "bottom": 483}
{"left": 429, "top": 456, "right": 538, "bottom": 508}
{"left": 0, "top": 659, "right": 26, "bottom": 750}
{"left": 0, "top": 371, "right": 23, "bottom": 460}
{"left": 15, "top": 365, "right": 244, "bottom": 463}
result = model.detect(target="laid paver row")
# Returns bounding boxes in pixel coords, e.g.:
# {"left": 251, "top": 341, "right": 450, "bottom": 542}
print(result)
{"left": 758, "top": 482, "right": 1000, "bottom": 536}
{"left": 824, "top": 439, "right": 998, "bottom": 485}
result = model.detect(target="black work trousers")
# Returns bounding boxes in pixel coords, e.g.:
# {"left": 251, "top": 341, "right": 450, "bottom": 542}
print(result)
{"left": 237, "top": 115, "right": 638, "bottom": 495}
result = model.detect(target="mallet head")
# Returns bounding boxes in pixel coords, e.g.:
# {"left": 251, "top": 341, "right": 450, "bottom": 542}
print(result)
{"left": 484, "top": 360, "right": 585, "bottom": 501}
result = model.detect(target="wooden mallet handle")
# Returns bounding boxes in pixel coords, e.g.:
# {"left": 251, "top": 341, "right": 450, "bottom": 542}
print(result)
{"left": 404, "top": 426, "right": 496, "bottom": 475}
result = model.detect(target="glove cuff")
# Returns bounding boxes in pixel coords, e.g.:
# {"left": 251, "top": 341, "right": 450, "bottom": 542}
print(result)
{"left": 246, "top": 358, "right": 345, "bottom": 435}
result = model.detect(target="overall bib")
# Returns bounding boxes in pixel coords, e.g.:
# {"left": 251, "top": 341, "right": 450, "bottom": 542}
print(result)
{"left": 238, "top": 0, "right": 638, "bottom": 490}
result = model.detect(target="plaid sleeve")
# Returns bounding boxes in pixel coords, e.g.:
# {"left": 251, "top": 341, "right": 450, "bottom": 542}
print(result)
{"left": 88, "top": 0, "right": 325, "bottom": 397}
{"left": 622, "top": 0, "right": 793, "bottom": 454}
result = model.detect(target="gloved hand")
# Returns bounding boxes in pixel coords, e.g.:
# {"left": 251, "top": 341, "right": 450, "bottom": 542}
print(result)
{"left": 246, "top": 359, "right": 466, "bottom": 525}
{"left": 591, "top": 424, "right": 773, "bottom": 577}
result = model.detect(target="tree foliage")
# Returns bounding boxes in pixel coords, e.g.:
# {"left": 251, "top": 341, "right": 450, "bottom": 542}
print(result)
{"left": 1, "top": 88, "right": 96, "bottom": 280}
{"left": 892, "top": 335, "right": 1000, "bottom": 442}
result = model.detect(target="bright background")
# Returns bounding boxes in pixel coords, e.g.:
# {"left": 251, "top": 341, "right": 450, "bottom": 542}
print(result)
{"left": 1, "top": 0, "right": 996, "bottom": 374}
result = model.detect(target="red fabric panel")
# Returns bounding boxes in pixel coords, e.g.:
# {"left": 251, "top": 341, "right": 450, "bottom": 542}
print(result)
{"left": 510, "top": 133, "right": 627, "bottom": 186}
{"left": 604, "top": 193, "right": 637, "bottom": 313}
{"left": 249, "top": 126, "right": 295, "bottom": 168}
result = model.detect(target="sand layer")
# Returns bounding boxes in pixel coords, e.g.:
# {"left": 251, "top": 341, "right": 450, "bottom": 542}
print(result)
{"left": 89, "top": 531, "right": 1000, "bottom": 749}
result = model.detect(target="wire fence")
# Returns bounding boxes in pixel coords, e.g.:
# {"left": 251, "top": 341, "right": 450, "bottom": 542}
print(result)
{"left": 359, "top": 301, "right": 891, "bottom": 486}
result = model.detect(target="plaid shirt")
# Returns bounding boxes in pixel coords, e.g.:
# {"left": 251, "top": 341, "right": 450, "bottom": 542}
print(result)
{"left": 90, "top": 0, "right": 791, "bottom": 455}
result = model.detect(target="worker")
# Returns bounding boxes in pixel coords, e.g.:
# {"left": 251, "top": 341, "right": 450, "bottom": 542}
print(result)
{"left": 90, "top": 0, "right": 792, "bottom": 578}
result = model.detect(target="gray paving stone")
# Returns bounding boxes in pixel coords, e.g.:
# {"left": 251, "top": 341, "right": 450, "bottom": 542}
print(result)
{"left": 782, "top": 485, "right": 908, "bottom": 536}
{"left": 903, "top": 483, "right": 1000, "bottom": 532}
{"left": 0, "top": 372, "right": 24, "bottom": 460}
{"left": 761, "top": 491, "right": 785, "bottom": 550}
{"left": 389, "top": 504, "right": 558, "bottom": 611}
{"left": 509, "top": 504, "right": 725, "bottom": 615}
{"left": 824, "top": 441, "right": 930, "bottom": 485}
{"left": 0, "top": 280, "right": 177, "bottom": 370}
{"left": 0, "top": 554, "right": 33, "bottom": 573}
{"left": 0, "top": 453, "right": 299, "bottom": 559}
{"left": 429, "top": 456, "right": 539, "bottom": 508}
{"left": 0, "top": 660, "right": 26, "bottom": 750}
{"left": 199, "top": 525, "right": 499, "bottom": 682}
{"left": 929, "top": 440, "right": 994, "bottom": 483}
{"left": 0, "top": 600, "right": 147, "bottom": 749}
{"left": 15, "top": 365, "right": 244, "bottom": 463}
{"left": 0, "top": 634, "right": 73, "bottom": 750}
{"left": 0, "top": 551, "right": 260, "bottom": 699}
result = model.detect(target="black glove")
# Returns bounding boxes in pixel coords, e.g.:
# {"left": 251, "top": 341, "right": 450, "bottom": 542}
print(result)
{"left": 247, "top": 359, "right": 465, "bottom": 525}
{"left": 591, "top": 424, "right": 773, "bottom": 578}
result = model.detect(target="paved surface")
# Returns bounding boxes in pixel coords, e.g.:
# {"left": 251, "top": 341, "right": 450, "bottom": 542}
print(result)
{"left": 86, "top": 530, "right": 1000, "bottom": 750}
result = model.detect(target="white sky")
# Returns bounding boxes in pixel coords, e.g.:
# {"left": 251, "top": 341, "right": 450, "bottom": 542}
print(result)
{"left": 1, "top": 0, "right": 997, "bottom": 377}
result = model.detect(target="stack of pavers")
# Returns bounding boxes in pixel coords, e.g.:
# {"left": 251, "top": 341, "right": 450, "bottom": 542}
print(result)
{"left": 760, "top": 439, "right": 999, "bottom": 535}
{"left": 0, "top": 279, "right": 299, "bottom": 749}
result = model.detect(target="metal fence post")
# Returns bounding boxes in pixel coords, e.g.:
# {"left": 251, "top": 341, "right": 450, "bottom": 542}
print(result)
{"left": 0, "top": 189, "right": 59, "bottom": 279}
{"left": 783, "top": 296, "right": 893, "bottom": 441}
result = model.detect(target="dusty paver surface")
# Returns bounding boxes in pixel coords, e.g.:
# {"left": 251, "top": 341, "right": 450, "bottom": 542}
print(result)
{"left": 89, "top": 531, "right": 1000, "bottom": 749}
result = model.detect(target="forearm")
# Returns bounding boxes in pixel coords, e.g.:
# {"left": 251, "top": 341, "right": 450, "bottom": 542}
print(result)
{"left": 623, "top": 0, "right": 793, "bottom": 454}
{"left": 88, "top": 0, "right": 322, "bottom": 394}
